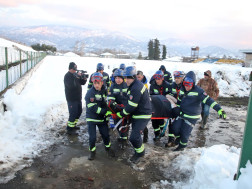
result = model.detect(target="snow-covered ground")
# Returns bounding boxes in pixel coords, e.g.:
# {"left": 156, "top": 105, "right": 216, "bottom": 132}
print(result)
{"left": 0, "top": 55, "right": 252, "bottom": 186}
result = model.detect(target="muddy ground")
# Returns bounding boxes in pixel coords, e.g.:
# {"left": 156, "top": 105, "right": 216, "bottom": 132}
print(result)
{"left": 0, "top": 97, "right": 249, "bottom": 189}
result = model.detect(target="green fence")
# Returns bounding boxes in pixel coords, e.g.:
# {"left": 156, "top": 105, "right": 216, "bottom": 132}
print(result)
{"left": 0, "top": 46, "right": 46, "bottom": 93}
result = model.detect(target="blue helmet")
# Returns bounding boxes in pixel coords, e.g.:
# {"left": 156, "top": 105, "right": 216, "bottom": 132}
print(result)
{"left": 119, "top": 63, "right": 126, "bottom": 70}
{"left": 123, "top": 66, "right": 136, "bottom": 78}
{"left": 114, "top": 69, "right": 124, "bottom": 77}
{"left": 91, "top": 72, "right": 103, "bottom": 82}
{"left": 153, "top": 70, "right": 164, "bottom": 80}
{"left": 97, "top": 63, "right": 104, "bottom": 71}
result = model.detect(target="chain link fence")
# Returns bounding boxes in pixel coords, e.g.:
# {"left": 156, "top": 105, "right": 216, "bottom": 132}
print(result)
{"left": 0, "top": 46, "right": 47, "bottom": 94}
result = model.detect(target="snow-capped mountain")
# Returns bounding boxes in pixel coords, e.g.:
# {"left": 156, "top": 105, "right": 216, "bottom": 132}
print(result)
{"left": 0, "top": 25, "right": 242, "bottom": 58}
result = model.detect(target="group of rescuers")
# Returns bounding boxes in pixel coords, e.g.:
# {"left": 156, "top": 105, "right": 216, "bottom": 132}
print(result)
{"left": 64, "top": 62, "right": 226, "bottom": 164}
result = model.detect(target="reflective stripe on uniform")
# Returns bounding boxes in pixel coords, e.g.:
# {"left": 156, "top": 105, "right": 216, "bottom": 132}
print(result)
{"left": 203, "top": 95, "right": 209, "bottom": 103}
{"left": 165, "top": 88, "right": 169, "bottom": 92}
{"left": 154, "top": 128, "right": 160, "bottom": 132}
{"left": 95, "top": 94, "right": 102, "bottom": 98}
{"left": 168, "top": 133, "right": 175, "bottom": 137}
{"left": 89, "top": 146, "right": 96, "bottom": 151}
{"left": 68, "top": 121, "right": 75, "bottom": 127}
{"left": 159, "top": 123, "right": 166, "bottom": 128}
{"left": 210, "top": 101, "right": 217, "bottom": 108}
{"left": 96, "top": 107, "right": 101, "bottom": 114}
{"left": 87, "top": 103, "right": 97, "bottom": 108}
{"left": 154, "top": 89, "right": 159, "bottom": 94}
{"left": 105, "top": 142, "right": 111, "bottom": 148}
{"left": 180, "top": 91, "right": 185, "bottom": 95}
{"left": 132, "top": 114, "right": 152, "bottom": 119}
{"left": 188, "top": 92, "right": 198, "bottom": 96}
{"left": 128, "top": 100, "right": 138, "bottom": 107}
{"left": 135, "top": 144, "right": 144, "bottom": 153}
{"left": 122, "top": 89, "right": 127, "bottom": 92}
{"left": 182, "top": 113, "right": 201, "bottom": 119}
{"left": 113, "top": 89, "right": 120, "bottom": 92}
{"left": 107, "top": 97, "right": 116, "bottom": 100}
{"left": 123, "top": 109, "right": 129, "bottom": 115}
{"left": 74, "top": 119, "right": 79, "bottom": 124}
{"left": 120, "top": 136, "right": 128, "bottom": 140}
{"left": 180, "top": 141, "right": 187, "bottom": 146}
{"left": 86, "top": 118, "right": 104, "bottom": 122}
{"left": 141, "top": 86, "right": 146, "bottom": 94}
{"left": 172, "top": 88, "right": 176, "bottom": 93}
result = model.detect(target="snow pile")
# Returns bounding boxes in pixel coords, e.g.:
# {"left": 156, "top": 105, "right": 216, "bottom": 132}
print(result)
{"left": 153, "top": 145, "right": 252, "bottom": 189}
{"left": 64, "top": 52, "right": 80, "bottom": 57}
{"left": 164, "top": 56, "right": 182, "bottom": 62}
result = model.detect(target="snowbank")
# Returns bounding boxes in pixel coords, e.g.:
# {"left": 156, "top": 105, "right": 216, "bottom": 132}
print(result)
{"left": 64, "top": 52, "right": 80, "bottom": 57}
{"left": 0, "top": 37, "right": 35, "bottom": 52}
{"left": 152, "top": 145, "right": 252, "bottom": 189}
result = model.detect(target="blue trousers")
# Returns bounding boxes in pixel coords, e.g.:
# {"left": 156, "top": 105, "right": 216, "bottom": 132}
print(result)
{"left": 202, "top": 103, "right": 210, "bottom": 116}
{"left": 130, "top": 119, "right": 150, "bottom": 149}
{"left": 170, "top": 117, "right": 193, "bottom": 147}
{"left": 67, "top": 101, "right": 82, "bottom": 122}
{"left": 88, "top": 122, "right": 110, "bottom": 150}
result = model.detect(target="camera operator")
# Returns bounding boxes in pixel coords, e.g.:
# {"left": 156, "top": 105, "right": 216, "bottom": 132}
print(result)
{"left": 64, "top": 62, "right": 87, "bottom": 134}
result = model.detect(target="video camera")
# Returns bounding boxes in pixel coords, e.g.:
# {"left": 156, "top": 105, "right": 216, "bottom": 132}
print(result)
{"left": 74, "top": 70, "right": 89, "bottom": 80}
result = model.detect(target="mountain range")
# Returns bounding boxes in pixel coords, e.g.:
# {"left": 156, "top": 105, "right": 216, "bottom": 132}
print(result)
{"left": 0, "top": 25, "right": 243, "bottom": 58}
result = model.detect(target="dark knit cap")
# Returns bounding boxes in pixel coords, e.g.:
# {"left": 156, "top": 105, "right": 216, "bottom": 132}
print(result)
{"left": 69, "top": 62, "right": 77, "bottom": 70}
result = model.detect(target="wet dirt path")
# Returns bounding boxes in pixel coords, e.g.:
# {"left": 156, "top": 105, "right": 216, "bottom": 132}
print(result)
{"left": 0, "top": 97, "right": 248, "bottom": 189}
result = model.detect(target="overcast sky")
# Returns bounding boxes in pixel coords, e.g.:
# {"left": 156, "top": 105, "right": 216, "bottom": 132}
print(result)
{"left": 0, "top": 0, "right": 252, "bottom": 49}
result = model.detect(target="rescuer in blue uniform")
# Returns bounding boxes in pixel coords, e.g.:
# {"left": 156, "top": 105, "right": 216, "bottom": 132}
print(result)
{"left": 85, "top": 72, "right": 114, "bottom": 160}
{"left": 170, "top": 71, "right": 227, "bottom": 151}
{"left": 107, "top": 69, "right": 129, "bottom": 145}
{"left": 159, "top": 65, "right": 173, "bottom": 84}
{"left": 64, "top": 62, "right": 87, "bottom": 134}
{"left": 149, "top": 70, "right": 172, "bottom": 141}
{"left": 170, "top": 71, "right": 185, "bottom": 99}
{"left": 165, "top": 71, "right": 185, "bottom": 147}
{"left": 88, "top": 63, "right": 110, "bottom": 90}
{"left": 116, "top": 66, "right": 152, "bottom": 164}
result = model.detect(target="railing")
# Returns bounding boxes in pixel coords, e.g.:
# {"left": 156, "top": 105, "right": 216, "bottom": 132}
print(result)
{"left": 0, "top": 46, "right": 47, "bottom": 94}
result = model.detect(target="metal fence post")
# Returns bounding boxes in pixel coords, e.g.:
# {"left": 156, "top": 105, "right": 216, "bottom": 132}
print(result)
{"left": 235, "top": 72, "right": 252, "bottom": 179}
{"left": 19, "top": 50, "right": 22, "bottom": 77}
{"left": 5, "top": 47, "right": 9, "bottom": 88}
{"left": 26, "top": 51, "right": 29, "bottom": 72}
{"left": 31, "top": 51, "right": 33, "bottom": 68}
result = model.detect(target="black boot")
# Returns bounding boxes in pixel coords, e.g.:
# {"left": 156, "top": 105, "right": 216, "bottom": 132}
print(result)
{"left": 143, "top": 128, "right": 148, "bottom": 143}
{"left": 173, "top": 144, "right": 186, "bottom": 151}
{"left": 200, "top": 115, "right": 209, "bottom": 129}
{"left": 72, "top": 126, "right": 80, "bottom": 130}
{"left": 88, "top": 151, "right": 96, "bottom": 160}
{"left": 165, "top": 136, "right": 175, "bottom": 148}
{"left": 130, "top": 150, "right": 145, "bottom": 164}
{"left": 105, "top": 147, "right": 115, "bottom": 157}
{"left": 153, "top": 131, "right": 160, "bottom": 142}
{"left": 66, "top": 126, "right": 77, "bottom": 135}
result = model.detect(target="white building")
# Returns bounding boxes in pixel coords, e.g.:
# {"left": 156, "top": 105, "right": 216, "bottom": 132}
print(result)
{"left": 100, "top": 52, "right": 115, "bottom": 58}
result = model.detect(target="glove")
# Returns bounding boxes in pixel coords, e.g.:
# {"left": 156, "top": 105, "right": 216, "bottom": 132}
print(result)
{"left": 218, "top": 109, "right": 226, "bottom": 120}
{"left": 116, "top": 112, "right": 123, "bottom": 118}
{"left": 105, "top": 111, "right": 112, "bottom": 117}
{"left": 116, "top": 104, "right": 124, "bottom": 111}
